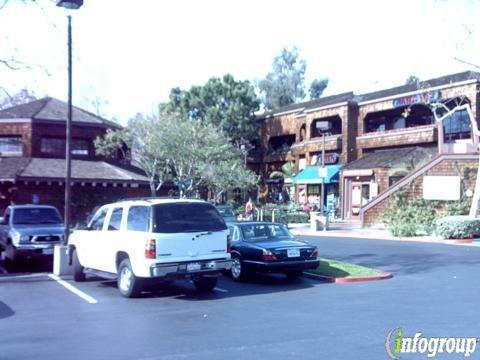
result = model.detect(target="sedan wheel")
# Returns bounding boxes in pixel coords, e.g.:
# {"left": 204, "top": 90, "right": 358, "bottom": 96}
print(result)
{"left": 231, "top": 256, "right": 248, "bottom": 282}
{"left": 117, "top": 258, "right": 143, "bottom": 298}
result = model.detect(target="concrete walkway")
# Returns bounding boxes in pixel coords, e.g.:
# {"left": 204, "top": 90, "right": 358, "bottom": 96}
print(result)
{"left": 288, "top": 223, "right": 480, "bottom": 246}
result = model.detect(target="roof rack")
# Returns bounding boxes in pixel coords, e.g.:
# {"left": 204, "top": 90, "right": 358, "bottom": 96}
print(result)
{"left": 117, "top": 196, "right": 199, "bottom": 202}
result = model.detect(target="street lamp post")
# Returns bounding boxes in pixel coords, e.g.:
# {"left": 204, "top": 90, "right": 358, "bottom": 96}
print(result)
{"left": 56, "top": 0, "right": 84, "bottom": 245}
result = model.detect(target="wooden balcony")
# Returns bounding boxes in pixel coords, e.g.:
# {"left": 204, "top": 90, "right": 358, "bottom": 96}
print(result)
{"left": 356, "top": 124, "right": 437, "bottom": 150}
{"left": 290, "top": 134, "right": 342, "bottom": 156}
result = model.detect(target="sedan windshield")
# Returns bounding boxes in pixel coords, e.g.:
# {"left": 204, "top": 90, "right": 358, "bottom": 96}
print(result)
{"left": 152, "top": 202, "right": 227, "bottom": 233}
{"left": 240, "top": 224, "right": 294, "bottom": 242}
{"left": 12, "top": 208, "right": 63, "bottom": 225}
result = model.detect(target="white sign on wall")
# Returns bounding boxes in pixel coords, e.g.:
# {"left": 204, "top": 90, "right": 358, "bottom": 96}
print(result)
{"left": 423, "top": 176, "right": 461, "bottom": 200}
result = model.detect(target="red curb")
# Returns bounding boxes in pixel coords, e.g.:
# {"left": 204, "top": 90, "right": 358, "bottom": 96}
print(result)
{"left": 304, "top": 271, "right": 393, "bottom": 283}
{"left": 452, "top": 238, "right": 474, "bottom": 244}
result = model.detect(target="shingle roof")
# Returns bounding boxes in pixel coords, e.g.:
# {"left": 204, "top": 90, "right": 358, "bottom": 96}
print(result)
{"left": 258, "top": 92, "right": 354, "bottom": 119}
{"left": 257, "top": 71, "right": 480, "bottom": 120}
{"left": 0, "top": 157, "right": 149, "bottom": 182}
{"left": 356, "top": 71, "right": 480, "bottom": 103}
{"left": 0, "top": 97, "right": 121, "bottom": 129}
{"left": 0, "top": 157, "right": 31, "bottom": 179}
{"left": 342, "top": 147, "right": 437, "bottom": 170}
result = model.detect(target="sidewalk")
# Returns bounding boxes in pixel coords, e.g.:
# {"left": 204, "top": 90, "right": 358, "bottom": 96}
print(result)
{"left": 288, "top": 223, "right": 480, "bottom": 246}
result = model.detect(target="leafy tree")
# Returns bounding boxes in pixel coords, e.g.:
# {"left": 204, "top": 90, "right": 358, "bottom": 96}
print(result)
{"left": 405, "top": 75, "right": 420, "bottom": 86}
{"left": 95, "top": 111, "right": 257, "bottom": 199}
{"left": 258, "top": 46, "right": 307, "bottom": 110}
{"left": 309, "top": 78, "right": 329, "bottom": 100}
{"left": 165, "top": 74, "right": 260, "bottom": 144}
{"left": 95, "top": 114, "right": 173, "bottom": 196}
{"left": 0, "top": 88, "right": 37, "bottom": 110}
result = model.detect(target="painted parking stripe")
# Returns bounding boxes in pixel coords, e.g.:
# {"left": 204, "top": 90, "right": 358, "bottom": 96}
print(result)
{"left": 0, "top": 266, "right": 7, "bottom": 274}
{"left": 48, "top": 274, "right": 98, "bottom": 304}
{"left": 214, "top": 287, "right": 228, "bottom": 293}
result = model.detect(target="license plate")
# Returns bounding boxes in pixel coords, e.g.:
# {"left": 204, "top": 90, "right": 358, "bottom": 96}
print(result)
{"left": 42, "top": 248, "right": 54, "bottom": 255}
{"left": 287, "top": 248, "right": 300, "bottom": 257}
{"left": 186, "top": 263, "right": 201, "bottom": 271}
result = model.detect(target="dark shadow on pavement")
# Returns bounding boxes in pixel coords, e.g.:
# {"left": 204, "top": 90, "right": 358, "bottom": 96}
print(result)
{"left": 0, "top": 301, "right": 15, "bottom": 319}
{"left": 83, "top": 273, "right": 325, "bottom": 300}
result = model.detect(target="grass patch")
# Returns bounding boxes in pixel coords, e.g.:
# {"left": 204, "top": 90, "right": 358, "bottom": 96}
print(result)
{"left": 306, "top": 258, "right": 383, "bottom": 278}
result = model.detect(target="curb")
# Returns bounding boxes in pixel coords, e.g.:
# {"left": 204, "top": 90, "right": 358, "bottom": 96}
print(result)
{"left": 303, "top": 270, "right": 393, "bottom": 283}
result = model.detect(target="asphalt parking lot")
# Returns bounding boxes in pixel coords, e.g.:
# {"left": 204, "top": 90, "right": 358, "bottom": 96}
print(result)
{"left": 1, "top": 236, "right": 480, "bottom": 360}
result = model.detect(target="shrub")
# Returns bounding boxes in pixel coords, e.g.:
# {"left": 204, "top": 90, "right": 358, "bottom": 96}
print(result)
{"left": 434, "top": 216, "right": 480, "bottom": 239}
{"left": 384, "top": 191, "right": 437, "bottom": 237}
{"left": 443, "top": 200, "right": 470, "bottom": 216}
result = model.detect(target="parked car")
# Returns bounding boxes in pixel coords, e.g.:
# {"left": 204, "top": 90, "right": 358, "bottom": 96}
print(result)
{"left": 215, "top": 204, "right": 237, "bottom": 223}
{"left": 0, "top": 204, "right": 64, "bottom": 262}
{"left": 227, "top": 221, "right": 319, "bottom": 281}
{"left": 68, "top": 198, "right": 232, "bottom": 298}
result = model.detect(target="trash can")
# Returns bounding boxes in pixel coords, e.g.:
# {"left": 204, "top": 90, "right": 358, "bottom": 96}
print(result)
{"left": 310, "top": 212, "right": 328, "bottom": 231}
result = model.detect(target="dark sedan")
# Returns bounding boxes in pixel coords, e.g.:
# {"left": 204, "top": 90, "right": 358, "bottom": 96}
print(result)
{"left": 227, "top": 222, "right": 319, "bottom": 281}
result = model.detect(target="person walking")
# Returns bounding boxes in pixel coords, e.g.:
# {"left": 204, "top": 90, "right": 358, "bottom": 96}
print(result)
{"left": 245, "top": 198, "right": 254, "bottom": 221}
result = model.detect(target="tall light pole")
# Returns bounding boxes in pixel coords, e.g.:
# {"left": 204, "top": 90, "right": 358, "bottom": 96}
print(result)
{"left": 57, "top": 0, "right": 84, "bottom": 244}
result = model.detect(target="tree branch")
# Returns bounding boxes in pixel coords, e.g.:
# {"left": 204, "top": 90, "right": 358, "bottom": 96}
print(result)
{"left": 454, "top": 57, "right": 480, "bottom": 71}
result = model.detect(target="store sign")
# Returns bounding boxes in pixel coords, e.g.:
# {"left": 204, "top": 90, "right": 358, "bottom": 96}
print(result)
{"left": 392, "top": 90, "right": 441, "bottom": 108}
{"left": 314, "top": 153, "right": 339, "bottom": 165}
{"left": 423, "top": 176, "right": 460, "bottom": 200}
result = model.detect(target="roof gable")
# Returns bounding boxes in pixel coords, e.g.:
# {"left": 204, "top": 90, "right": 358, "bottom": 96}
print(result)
{"left": 0, "top": 97, "right": 121, "bottom": 129}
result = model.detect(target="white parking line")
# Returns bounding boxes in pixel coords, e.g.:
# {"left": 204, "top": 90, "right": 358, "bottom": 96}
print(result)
{"left": 214, "top": 287, "right": 228, "bottom": 293}
{"left": 0, "top": 266, "right": 7, "bottom": 274}
{"left": 48, "top": 274, "right": 98, "bottom": 304}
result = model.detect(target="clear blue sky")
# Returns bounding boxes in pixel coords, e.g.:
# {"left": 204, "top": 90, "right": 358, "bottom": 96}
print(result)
{"left": 1, "top": 0, "right": 479, "bottom": 124}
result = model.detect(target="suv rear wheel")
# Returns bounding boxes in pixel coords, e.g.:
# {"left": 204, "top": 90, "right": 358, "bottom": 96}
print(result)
{"left": 118, "top": 258, "right": 143, "bottom": 298}
{"left": 193, "top": 276, "right": 217, "bottom": 292}
{"left": 72, "top": 249, "right": 85, "bottom": 282}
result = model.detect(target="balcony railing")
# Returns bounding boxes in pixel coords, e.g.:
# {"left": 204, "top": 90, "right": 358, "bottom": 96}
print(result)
{"left": 356, "top": 124, "right": 437, "bottom": 149}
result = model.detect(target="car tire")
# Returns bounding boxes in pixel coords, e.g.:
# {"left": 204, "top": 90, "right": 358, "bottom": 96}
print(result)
{"left": 193, "top": 276, "right": 218, "bottom": 292}
{"left": 117, "top": 258, "right": 143, "bottom": 298}
{"left": 72, "top": 249, "right": 86, "bottom": 282}
{"left": 285, "top": 270, "right": 303, "bottom": 279}
{"left": 230, "top": 255, "right": 248, "bottom": 282}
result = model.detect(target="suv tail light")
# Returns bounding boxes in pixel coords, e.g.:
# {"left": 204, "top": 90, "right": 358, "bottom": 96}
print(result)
{"left": 145, "top": 239, "right": 156, "bottom": 259}
{"left": 226, "top": 234, "right": 231, "bottom": 253}
{"left": 261, "top": 249, "right": 277, "bottom": 261}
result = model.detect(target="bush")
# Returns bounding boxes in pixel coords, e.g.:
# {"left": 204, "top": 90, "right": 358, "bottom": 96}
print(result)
{"left": 384, "top": 191, "right": 437, "bottom": 237}
{"left": 434, "top": 216, "right": 480, "bottom": 239}
{"left": 443, "top": 200, "right": 470, "bottom": 216}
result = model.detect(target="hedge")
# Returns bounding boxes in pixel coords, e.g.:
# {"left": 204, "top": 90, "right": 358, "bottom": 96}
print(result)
{"left": 434, "top": 216, "right": 480, "bottom": 239}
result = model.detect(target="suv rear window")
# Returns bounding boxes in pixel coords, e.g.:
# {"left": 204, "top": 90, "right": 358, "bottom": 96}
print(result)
{"left": 152, "top": 202, "right": 226, "bottom": 233}
{"left": 12, "top": 208, "right": 62, "bottom": 225}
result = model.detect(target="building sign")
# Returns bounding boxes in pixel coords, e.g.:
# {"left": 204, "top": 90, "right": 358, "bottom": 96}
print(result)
{"left": 392, "top": 90, "right": 441, "bottom": 108}
{"left": 423, "top": 176, "right": 460, "bottom": 200}
{"left": 313, "top": 153, "right": 339, "bottom": 165}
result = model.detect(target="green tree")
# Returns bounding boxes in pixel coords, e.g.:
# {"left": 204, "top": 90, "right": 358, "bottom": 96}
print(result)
{"left": 95, "top": 114, "right": 173, "bottom": 196}
{"left": 165, "top": 74, "right": 260, "bottom": 144}
{"left": 95, "top": 111, "right": 257, "bottom": 199}
{"left": 405, "top": 75, "right": 420, "bottom": 86}
{"left": 309, "top": 78, "right": 329, "bottom": 100}
{"left": 258, "top": 46, "right": 307, "bottom": 110}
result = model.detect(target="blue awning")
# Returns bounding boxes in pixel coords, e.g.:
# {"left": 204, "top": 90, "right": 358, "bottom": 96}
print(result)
{"left": 292, "top": 165, "right": 342, "bottom": 185}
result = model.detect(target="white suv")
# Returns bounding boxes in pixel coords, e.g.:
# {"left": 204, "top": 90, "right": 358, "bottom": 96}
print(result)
{"left": 68, "top": 198, "right": 232, "bottom": 297}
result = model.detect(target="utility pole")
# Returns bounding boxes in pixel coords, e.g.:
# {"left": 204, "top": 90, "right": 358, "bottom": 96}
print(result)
{"left": 320, "top": 132, "right": 325, "bottom": 215}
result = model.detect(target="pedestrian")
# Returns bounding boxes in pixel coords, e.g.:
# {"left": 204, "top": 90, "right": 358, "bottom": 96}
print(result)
{"left": 245, "top": 198, "right": 254, "bottom": 221}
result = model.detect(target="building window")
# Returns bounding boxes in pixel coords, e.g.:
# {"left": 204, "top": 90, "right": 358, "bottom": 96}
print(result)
{"left": 0, "top": 136, "right": 22, "bottom": 154}
{"left": 72, "top": 139, "right": 90, "bottom": 156}
{"left": 443, "top": 109, "right": 471, "bottom": 142}
{"left": 41, "top": 137, "right": 90, "bottom": 156}
{"left": 41, "top": 137, "right": 65, "bottom": 155}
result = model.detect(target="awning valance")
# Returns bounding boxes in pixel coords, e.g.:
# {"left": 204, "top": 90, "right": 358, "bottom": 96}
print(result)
{"left": 292, "top": 165, "right": 342, "bottom": 185}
